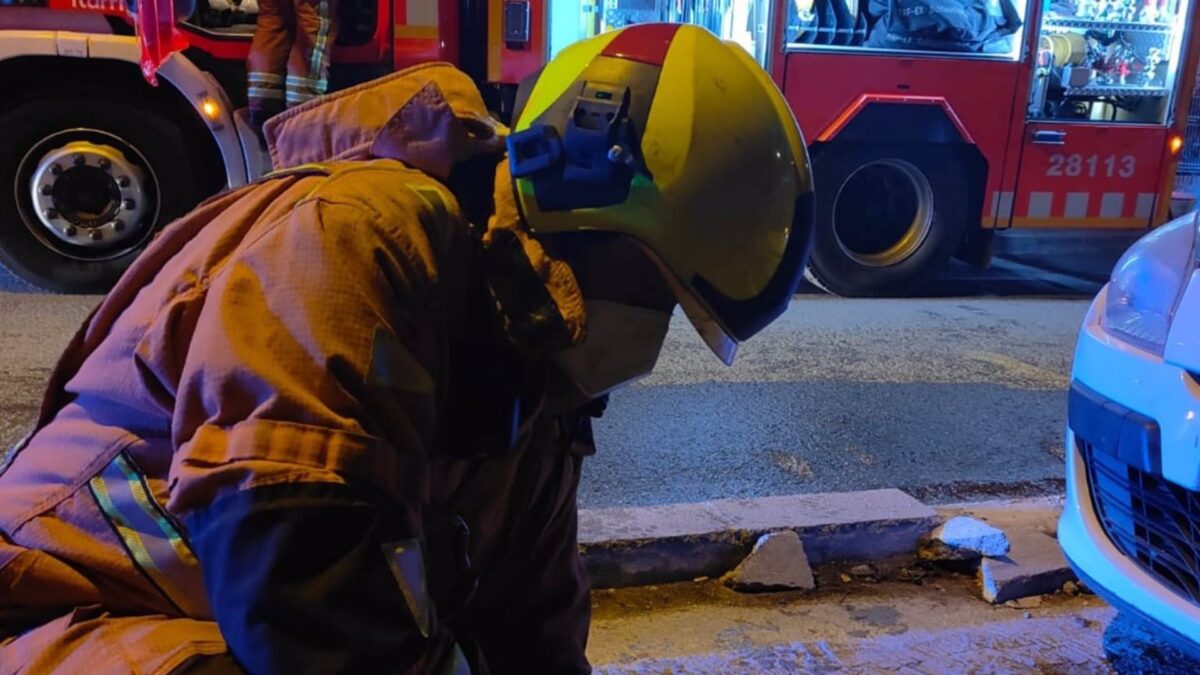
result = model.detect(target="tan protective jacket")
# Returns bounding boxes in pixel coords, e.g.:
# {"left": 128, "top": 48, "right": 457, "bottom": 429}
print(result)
{"left": 0, "top": 64, "right": 593, "bottom": 675}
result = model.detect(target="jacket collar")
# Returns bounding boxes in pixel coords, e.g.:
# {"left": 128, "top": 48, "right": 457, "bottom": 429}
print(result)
{"left": 262, "top": 62, "right": 506, "bottom": 179}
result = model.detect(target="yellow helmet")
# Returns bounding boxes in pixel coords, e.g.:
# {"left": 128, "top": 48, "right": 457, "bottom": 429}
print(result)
{"left": 506, "top": 23, "right": 814, "bottom": 364}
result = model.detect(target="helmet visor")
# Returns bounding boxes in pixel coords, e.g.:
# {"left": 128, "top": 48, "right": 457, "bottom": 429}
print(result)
{"left": 642, "top": 243, "right": 738, "bottom": 365}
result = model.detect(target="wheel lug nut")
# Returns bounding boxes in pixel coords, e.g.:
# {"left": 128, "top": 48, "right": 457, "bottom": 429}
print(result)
{"left": 73, "top": 154, "right": 86, "bottom": 167}
{"left": 64, "top": 225, "right": 77, "bottom": 236}
{"left": 112, "top": 219, "right": 125, "bottom": 231}
{"left": 117, "top": 176, "right": 130, "bottom": 188}
{"left": 90, "top": 230, "right": 103, "bottom": 241}
{"left": 44, "top": 209, "right": 58, "bottom": 220}
{"left": 49, "top": 163, "right": 62, "bottom": 176}
{"left": 98, "top": 158, "right": 111, "bottom": 170}
{"left": 40, "top": 184, "right": 52, "bottom": 196}
{"left": 122, "top": 199, "right": 136, "bottom": 210}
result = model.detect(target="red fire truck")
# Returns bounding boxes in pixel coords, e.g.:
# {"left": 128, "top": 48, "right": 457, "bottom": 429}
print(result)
{"left": 2, "top": 0, "right": 1199, "bottom": 294}
{"left": 0, "top": 0, "right": 540, "bottom": 291}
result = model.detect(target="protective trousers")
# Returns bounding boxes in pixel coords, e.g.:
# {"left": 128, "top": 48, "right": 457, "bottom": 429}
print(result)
{"left": 246, "top": 0, "right": 337, "bottom": 123}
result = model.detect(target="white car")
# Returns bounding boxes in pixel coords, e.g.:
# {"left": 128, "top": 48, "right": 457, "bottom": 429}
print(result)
{"left": 1060, "top": 211, "right": 1200, "bottom": 651}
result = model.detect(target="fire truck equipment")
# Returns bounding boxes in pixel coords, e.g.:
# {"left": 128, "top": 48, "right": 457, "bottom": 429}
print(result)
{"left": 3, "top": 0, "right": 1200, "bottom": 295}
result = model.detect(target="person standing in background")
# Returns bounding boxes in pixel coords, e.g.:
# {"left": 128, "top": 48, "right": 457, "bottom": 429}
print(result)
{"left": 246, "top": 0, "right": 336, "bottom": 130}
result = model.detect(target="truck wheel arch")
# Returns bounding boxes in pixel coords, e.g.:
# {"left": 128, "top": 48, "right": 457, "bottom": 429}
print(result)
{"left": 0, "top": 30, "right": 248, "bottom": 192}
{"left": 804, "top": 96, "right": 992, "bottom": 295}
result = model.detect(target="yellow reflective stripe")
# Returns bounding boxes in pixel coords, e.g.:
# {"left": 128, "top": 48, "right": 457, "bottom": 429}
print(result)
{"left": 89, "top": 473, "right": 174, "bottom": 590}
{"left": 114, "top": 453, "right": 197, "bottom": 567}
{"left": 263, "top": 162, "right": 332, "bottom": 180}
{"left": 90, "top": 451, "right": 208, "bottom": 616}
{"left": 410, "top": 185, "right": 452, "bottom": 230}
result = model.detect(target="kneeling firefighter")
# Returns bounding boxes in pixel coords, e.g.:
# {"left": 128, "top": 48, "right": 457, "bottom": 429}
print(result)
{"left": 0, "top": 24, "right": 813, "bottom": 674}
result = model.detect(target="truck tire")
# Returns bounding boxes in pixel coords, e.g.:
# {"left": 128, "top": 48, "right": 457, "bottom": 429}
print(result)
{"left": 0, "top": 98, "right": 199, "bottom": 293}
{"left": 807, "top": 144, "right": 967, "bottom": 297}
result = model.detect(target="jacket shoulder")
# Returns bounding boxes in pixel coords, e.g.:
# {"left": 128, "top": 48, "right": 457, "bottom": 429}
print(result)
{"left": 285, "top": 159, "right": 471, "bottom": 286}
{"left": 301, "top": 160, "right": 461, "bottom": 229}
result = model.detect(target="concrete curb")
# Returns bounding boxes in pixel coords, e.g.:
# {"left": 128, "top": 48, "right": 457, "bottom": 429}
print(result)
{"left": 579, "top": 489, "right": 938, "bottom": 588}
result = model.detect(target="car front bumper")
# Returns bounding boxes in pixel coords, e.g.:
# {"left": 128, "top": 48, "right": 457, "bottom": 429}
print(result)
{"left": 1060, "top": 285, "right": 1200, "bottom": 646}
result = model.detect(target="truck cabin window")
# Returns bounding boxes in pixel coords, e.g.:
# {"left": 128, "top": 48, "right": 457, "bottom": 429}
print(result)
{"left": 786, "top": 0, "right": 1026, "bottom": 57}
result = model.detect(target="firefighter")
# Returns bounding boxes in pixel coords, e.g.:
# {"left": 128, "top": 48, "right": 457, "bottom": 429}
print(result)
{"left": 246, "top": 0, "right": 337, "bottom": 128}
{"left": 0, "top": 25, "right": 812, "bottom": 674}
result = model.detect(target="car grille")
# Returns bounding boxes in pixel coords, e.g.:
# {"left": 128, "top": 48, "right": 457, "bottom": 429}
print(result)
{"left": 1083, "top": 440, "right": 1200, "bottom": 606}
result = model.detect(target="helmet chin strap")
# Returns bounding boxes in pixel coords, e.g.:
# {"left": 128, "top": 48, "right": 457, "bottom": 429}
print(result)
{"left": 480, "top": 159, "right": 587, "bottom": 356}
{"left": 481, "top": 228, "right": 576, "bottom": 356}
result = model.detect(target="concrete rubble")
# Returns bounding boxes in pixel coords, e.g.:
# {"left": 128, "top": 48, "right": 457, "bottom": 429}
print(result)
{"left": 944, "top": 500, "right": 1076, "bottom": 605}
{"left": 724, "top": 530, "right": 816, "bottom": 592}
{"left": 979, "top": 528, "right": 1075, "bottom": 604}
{"left": 848, "top": 564, "right": 875, "bottom": 577}
{"left": 920, "top": 515, "right": 1011, "bottom": 561}
{"left": 578, "top": 492, "right": 1077, "bottom": 605}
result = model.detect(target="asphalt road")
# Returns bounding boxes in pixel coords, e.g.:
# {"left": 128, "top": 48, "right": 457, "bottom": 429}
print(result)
{"left": 2, "top": 225, "right": 1133, "bottom": 506}
{"left": 0, "top": 247, "right": 1098, "bottom": 512}
{"left": 585, "top": 293, "right": 1086, "bottom": 507}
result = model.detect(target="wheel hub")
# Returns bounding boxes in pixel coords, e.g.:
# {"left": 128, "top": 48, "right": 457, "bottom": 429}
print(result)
{"left": 832, "top": 158, "right": 934, "bottom": 268}
{"left": 29, "top": 140, "right": 148, "bottom": 249}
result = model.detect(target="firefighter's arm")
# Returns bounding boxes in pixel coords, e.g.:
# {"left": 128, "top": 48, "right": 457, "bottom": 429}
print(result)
{"left": 164, "top": 196, "right": 455, "bottom": 673}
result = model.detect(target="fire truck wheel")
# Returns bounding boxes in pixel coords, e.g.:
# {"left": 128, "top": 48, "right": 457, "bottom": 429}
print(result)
{"left": 0, "top": 98, "right": 198, "bottom": 293}
{"left": 807, "top": 145, "right": 967, "bottom": 297}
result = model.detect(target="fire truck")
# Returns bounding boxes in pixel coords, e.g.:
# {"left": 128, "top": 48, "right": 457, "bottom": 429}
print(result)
{"left": 0, "top": 0, "right": 537, "bottom": 291}
{"left": 2, "top": 0, "right": 1200, "bottom": 294}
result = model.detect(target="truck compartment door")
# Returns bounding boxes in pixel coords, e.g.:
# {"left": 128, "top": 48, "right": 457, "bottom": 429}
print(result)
{"left": 1009, "top": 123, "right": 1167, "bottom": 228}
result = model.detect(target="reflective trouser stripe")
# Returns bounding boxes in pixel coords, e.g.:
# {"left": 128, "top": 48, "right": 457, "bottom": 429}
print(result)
{"left": 90, "top": 451, "right": 208, "bottom": 617}
{"left": 310, "top": 0, "right": 331, "bottom": 81}
{"left": 286, "top": 91, "right": 319, "bottom": 105}
{"left": 248, "top": 85, "right": 285, "bottom": 100}
{"left": 248, "top": 71, "right": 285, "bottom": 106}
{"left": 247, "top": 71, "right": 284, "bottom": 85}
{"left": 286, "top": 75, "right": 329, "bottom": 90}
{"left": 285, "top": 75, "right": 328, "bottom": 105}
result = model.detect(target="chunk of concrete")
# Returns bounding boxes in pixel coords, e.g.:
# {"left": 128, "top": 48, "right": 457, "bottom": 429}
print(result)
{"left": 724, "top": 531, "right": 815, "bottom": 593}
{"left": 1006, "top": 595, "right": 1043, "bottom": 609}
{"left": 920, "top": 516, "right": 1010, "bottom": 561}
{"left": 978, "top": 528, "right": 1074, "bottom": 603}
{"left": 848, "top": 564, "right": 875, "bottom": 577}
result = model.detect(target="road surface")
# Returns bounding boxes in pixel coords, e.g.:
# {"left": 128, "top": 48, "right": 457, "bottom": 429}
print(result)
{"left": 0, "top": 284, "right": 1089, "bottom": 508}
{"left": 588, "top": 576, "right": 1200, "bottom": 673}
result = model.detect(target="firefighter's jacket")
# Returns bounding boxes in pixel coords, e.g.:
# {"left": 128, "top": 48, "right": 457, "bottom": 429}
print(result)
{"left": 0, "top": 63, "right": 595, "bottom": 674}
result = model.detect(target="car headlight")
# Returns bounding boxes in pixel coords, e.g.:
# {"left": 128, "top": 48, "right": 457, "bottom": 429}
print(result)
{"left": 1103, "top": 213, "right": 1200, "bottom": 355}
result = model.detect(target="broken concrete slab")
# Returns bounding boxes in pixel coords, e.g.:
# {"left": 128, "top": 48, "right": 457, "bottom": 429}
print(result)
{"left": 979, "top": 527, "right": 1075, "bottom": 604}
{"left": 920, "top": 516, "right": 1010, "bottom": 561}
{"left": 724, "top": 531, "right": 815, "bottom": 592}
{"left": 580, "top": 489, "right": 938, "bottom": 588}
{"left": 929, "top": 497, "right": 1074, "bottom": 603}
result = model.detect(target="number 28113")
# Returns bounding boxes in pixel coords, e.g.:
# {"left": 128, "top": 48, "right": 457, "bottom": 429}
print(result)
{"left": 1047, "top": 154, "right": 1135, "bottom": 178}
